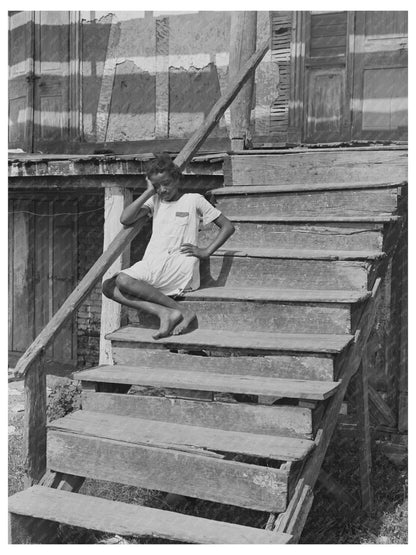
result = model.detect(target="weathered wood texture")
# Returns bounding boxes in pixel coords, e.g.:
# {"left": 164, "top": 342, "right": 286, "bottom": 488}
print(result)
{"left": 82, "top": 391, "right": 314, "bottom": 438}
{"left": 355, "top": 363, "right": 373, "bottom": 513}
{"left": 76, "top": 365, "right": 339, "bottom": 400}
{"left": 200, "top": 221, "right": 386, "bottom": 251}
{"left": 201, "top": 255, "right": 373, "bottom": 291}
{"left": 47, "top": 432, "right": 289, "bottom": 512}
{"left": 49, "top": 411, "right": 314, "bottom": 462}
{"left": 111, "top": 347, "right": 336, "bottom": 382}
{"left": 107, "top": 326, "right": 353, "bottom": 355}
{"left": 223, "top": 150, "right": 408, "bottom": 186}
{"left": 24, "top": 353, "right": 46, "bottom": 487}
{"left": 99, "top": 186, "right": 133, "bottom": 365}
{"left": 9, "top": 486, "right": 293, "bottom": 544}
{"left": 129, "top": 298, "right": 355, "bottom": 334}
{"left": 215, "top": 187, "right": 400, "bottom": 218}
{"left": 229, "top": 12, "right": 257, "bottom": 145}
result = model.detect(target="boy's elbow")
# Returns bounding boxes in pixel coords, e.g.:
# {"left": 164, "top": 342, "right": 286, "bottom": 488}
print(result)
{"left": 228, "top": 221, "right": 235, "bottom": 236}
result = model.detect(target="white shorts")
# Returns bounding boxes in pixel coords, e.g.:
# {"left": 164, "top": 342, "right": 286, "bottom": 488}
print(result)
{"left": 119, "top": 254, "right": 198, "bottom": 297}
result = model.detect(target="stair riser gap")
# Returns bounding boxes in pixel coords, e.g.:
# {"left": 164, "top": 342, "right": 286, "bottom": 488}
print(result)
{"left": 223, "top": 151, "right": 408, "bottom": 186}
{"left": 215, "top": 188, "right": 399, "bottom": 218}
{"left": 47, "top": 431, "right": 288, "bottom": 513}
{"left": 111, "top": 346, "right": 335, "bottom": 381}
{"left": 201, "top": 257, "right": 372, "bottom": 291}
{"left": 128, "top": 301, "right": 354, "bottom": 334}
{"left": 82, "top": 391, "right": 314, "bottom": 439}
{"left": 200, "top": 222, "right": 385, "bottom": 251}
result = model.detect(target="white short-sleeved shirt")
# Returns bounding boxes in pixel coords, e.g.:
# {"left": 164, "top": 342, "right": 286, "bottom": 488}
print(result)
{"left": 120, "top": 193, "right": 221, "bottom": 296}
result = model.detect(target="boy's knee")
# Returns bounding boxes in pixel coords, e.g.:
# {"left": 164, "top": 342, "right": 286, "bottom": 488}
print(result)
{"left": 115, "top": 272, "right": 130, "bottom": 291}
{"left": 102, "top": 277, "right": 116, "bottom": 298}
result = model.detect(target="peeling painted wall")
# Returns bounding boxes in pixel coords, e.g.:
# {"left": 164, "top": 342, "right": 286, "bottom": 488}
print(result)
{"left": 80, "top": 11, "right": 278, "bottom": 143}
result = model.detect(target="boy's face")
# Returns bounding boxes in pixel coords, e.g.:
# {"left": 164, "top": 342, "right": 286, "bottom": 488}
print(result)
{"left": 149, "top": 171, "right": 180, "bottom": 202}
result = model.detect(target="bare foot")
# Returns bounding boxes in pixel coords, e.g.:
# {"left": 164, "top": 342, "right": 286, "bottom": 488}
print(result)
{"left": 153, "top": 309, "right": 183, "bottom": 340}
{"left": 172, "top": 308, "right": 197, "bottom": 335}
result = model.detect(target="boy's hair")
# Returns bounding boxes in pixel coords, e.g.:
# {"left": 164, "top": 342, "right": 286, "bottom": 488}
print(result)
{"left": 146, "top": 153, "right": 182, "bottom": 180}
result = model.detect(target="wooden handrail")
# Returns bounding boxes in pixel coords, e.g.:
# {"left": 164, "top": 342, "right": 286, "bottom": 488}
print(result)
{"left": 14, "top": 36, "right": 270, "bottom": 381}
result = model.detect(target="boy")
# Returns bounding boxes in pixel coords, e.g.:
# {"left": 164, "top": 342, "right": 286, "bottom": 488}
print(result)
{"left": 103, "top": 153, "right": 235, "bottom": 339}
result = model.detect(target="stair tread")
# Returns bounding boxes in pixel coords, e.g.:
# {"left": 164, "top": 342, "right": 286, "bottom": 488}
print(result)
{"left": 74, "top": 365, "right": 340, "bottom": 400}
{"left": 182, "top": 286, "right": 370, "bottom": 303}
{"left": 49, "top": 410, "right": 315, "bottom": 461}
{"left": 213, "top": 247, "right": 385, "bottom": 260}
{"left": 228, "top": 214, "right": 400, "bottom": 223}
{"left": 211, "top": 180, "right": 405, "bottom": 195}
{"left": 9, "top": 486, "right": 292, "bottom": 544}
{"left": 107, "top": 326, "right": 353, "bottom": 354}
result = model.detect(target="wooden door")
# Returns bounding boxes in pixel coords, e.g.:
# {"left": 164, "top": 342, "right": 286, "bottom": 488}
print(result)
{"left": 9, "top": 197, "right": 77, "bottom": 366}
{"left": 352, "top": 12, "right": 408, "bottom": 140}
{"left": 8, "top": 12, "right": 34, "bottom": 151}
{"left": 33, "top": 11, "right": 71, "bottom": 150}
{"left": 303, "top": 11, "right": 353, "bottom": 143}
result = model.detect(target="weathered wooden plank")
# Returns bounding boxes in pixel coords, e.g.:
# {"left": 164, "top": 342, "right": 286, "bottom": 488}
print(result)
{"left": 229, "top": 11, "right": 257, "bottom": 147}
{"left": 99, "top": 186, "right": 133, "bottom": 365}
{"left": 229, "top": 215, "right": 400, "bottom": 223}
{"left": 223, "top": 150, "right": 408, "bottom": 186}
{"left": 368, "top": 385, "right": 396, "bottom": 427}
{"left": 82, "top": 391, "right": 314, "bottom": 438}
{"left": 9, "top": 486, "right": 292, "bottom": 544}
{"left": 355, "top": 363, "right": 373, "bottom": 513}
{"left": 201, "top": 255, "right": 372, "bottom": 291}
{"left": 24, "top": 353, "right": 47, "bottom": 486}
{"left": 49, "top": 411, "right": 315, "bottom": 461}
{"left": 112, "top": 347, "right": 336, "bottom": 382}
{"left": 182, "top": 287, "right": 369, "bottom": 303}
{"left": 211, "top": 180, "right": 405, "bottom": 195}
{"left": 76, "top": 365, "right": 339, "bottom": 400}
{"left": 107, "top": 326, "right": 353, "bottom": 355}
{"left": 200, "top": 221, "right": 385, "bottom": 251}
{"left": 213, "top": 247, "right": 385, "bottom": 260}
{"left": 129, "top": 298, "right": 354, "bottom": 334}
{"left": 215, "top": 188, "right": 399, "bottom": 218}
{"left": 47, "top": 432, "right": 289, "bottom": 512}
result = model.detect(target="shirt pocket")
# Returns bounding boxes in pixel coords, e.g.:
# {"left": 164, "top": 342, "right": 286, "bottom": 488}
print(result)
{"left": 174, "top": 211, "right": 189, "bottom": 226}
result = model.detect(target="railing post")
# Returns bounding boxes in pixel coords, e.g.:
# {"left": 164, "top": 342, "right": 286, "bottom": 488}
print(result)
{"left": 23, "top": 352, "right": 47, "bottom": 487}
{"left": 229, "top": 11, "right": 257, "bottom": 150}
{"left": 99, "top": 186, "right": 133, "bottom": 365}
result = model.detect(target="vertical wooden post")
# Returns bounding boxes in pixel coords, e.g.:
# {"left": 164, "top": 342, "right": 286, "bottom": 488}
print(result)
{"left": 229, "top": 11, "right": 257, "bottom": 150}
{"left": 355, "top": 359, "right": 373, "bottom": 513}
{"left": 24, "top": 352, "right": 47, "bottom": 487}
{"left": 99, "top": 186, "right": 133, "bottom": 365}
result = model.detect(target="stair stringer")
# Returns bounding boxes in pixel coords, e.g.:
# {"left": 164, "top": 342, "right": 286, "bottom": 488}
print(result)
{"left": 269, "top": 277, "right": 382, "bottom": 542}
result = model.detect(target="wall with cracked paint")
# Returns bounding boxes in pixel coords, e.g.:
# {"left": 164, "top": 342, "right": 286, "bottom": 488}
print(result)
{"left": 80, "top": 10, "right": 278, "bottom": 143}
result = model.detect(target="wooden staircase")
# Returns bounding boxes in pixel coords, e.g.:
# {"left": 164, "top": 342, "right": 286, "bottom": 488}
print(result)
{"left": 9, "top": 150, "right": 407, "bottom": 543}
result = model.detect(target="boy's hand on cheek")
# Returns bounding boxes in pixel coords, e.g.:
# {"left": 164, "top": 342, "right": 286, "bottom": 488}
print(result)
{"left": 180, "top": 243, "right": 209, "bottom": 259}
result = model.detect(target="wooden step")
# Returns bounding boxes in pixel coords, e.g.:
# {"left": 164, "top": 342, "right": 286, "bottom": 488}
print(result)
{"left": 128, "top": 288, "right": 367, "bottom": 334}
{"left": 81, "top": 390, "right": 316, "bottom": 439}
{"left": 47, "top": 411, "right": 301, "bottom": 511}
{"left": 182, "top": 286, "right": 370, "bottom": 303}
{"left": 75, "top": 364, "right": 340, "bottom": 400}
{"left": 211, "top": 180, "right": 405, "bottom": 195}
{"left": 107, "top": 326, "right": 353, "bottom": 355}
{"left": 213, "top": 185, "right": 401, "bottom": 218}
{"left": 228, "top": 215, "right": 400, "bottom": 223}
{"left": 111, "top": 348, "right": 337, "bottom": 382}
{"left": 202, "top": 250, "right": 380, "bottom": 291}
{"left": 9, "top": 486, "right": 292, "bottom": 544}
{"left": 200, "top": 221, "right": 387, "bottom": 251}
{"left": 49, "top": 411, "right": 315, "bottom": 462}
{"left": 223, "top": 149, "right": 408, "bottom": 186}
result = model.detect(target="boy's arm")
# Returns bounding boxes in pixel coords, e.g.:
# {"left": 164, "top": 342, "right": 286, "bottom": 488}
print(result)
{"left": 120, "top": 180, "right": 155, "bottom": 226}
{"left": 180, "top": 214, "right": 235, "bottom": 259}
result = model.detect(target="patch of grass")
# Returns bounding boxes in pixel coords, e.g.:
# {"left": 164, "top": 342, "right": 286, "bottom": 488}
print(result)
{"left": 47, "top": 382, "right": 82, "bottom": 422}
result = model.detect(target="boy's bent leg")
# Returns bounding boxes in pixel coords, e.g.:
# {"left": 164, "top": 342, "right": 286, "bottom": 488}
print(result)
{"left": 103, "top": 275, "right": 183, "bottom": 339}
{"left": 116, "top": 273, "right": 197, "bottom": 336}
